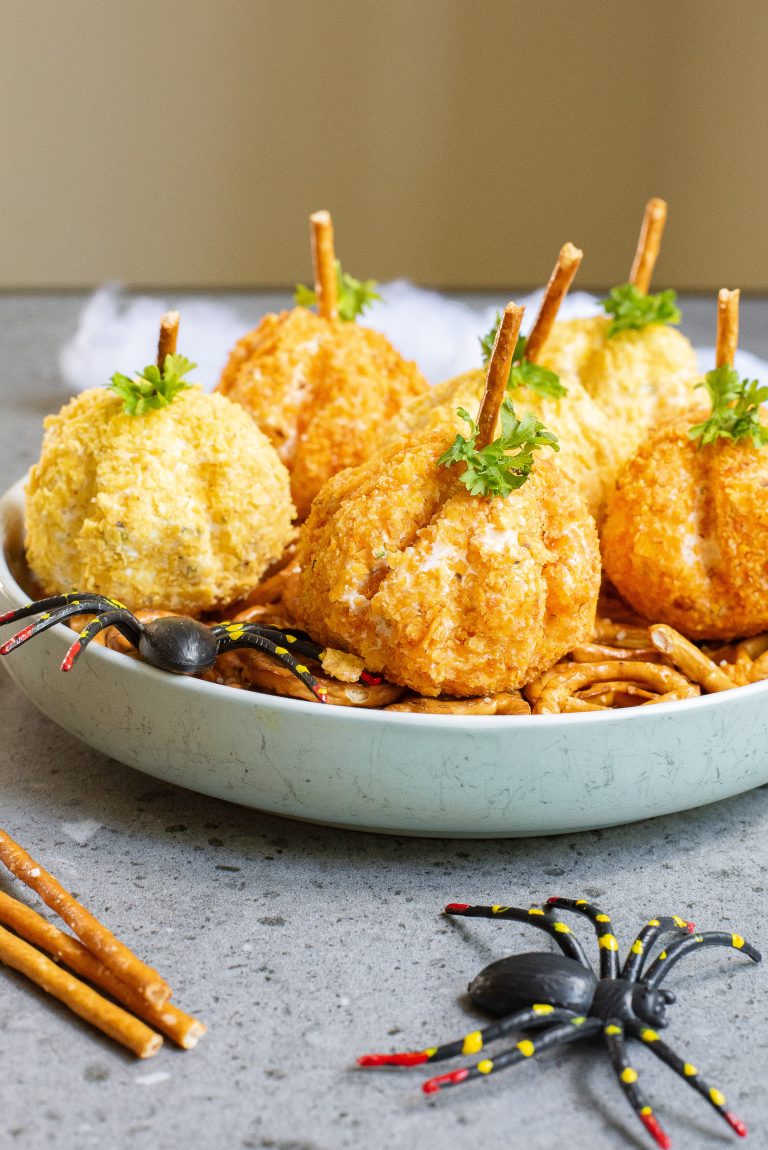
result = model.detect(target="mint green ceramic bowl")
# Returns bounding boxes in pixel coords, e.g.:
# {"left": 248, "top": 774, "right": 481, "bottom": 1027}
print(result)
{"left": 2, "top": 478, "right": 768, "bottom": 838}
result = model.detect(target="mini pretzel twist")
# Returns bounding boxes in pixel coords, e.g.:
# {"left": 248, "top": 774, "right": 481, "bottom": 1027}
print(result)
{"left": 533, "top": 661, "right": 699, "bottom": 714}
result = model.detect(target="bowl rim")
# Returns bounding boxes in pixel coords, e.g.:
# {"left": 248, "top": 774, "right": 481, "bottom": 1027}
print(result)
{"left": 3, "top": 474, "right": 767, "bottom": 730}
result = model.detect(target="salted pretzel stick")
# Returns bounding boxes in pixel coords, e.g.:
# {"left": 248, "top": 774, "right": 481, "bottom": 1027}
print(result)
{"left": 716, "top": 288, "right": 740, "bottom": 368}
{"left": 0, "top": 829, "right": 171, "bottom": 1007}
{"left": 476, "top": 303, "right": 524, "bottom": 449}
{"left": 649, "top": 624, "right": 734, "bottom": 693}
{"left": 310, "top": 210, "right": 338, "bottom": 322}
{"left": 524, "top": 243, "right": 583, "bottom": 363}
{"left": 157, "top": 310, "right": 180, "bottom": 367}
{"left": 0, "top": 924, "right": 162, "bottom": 1058}
{"left": 629, "top": 197, "right": 667, "bottom": 293}
{"left": 0, "top": 891, "right": 205, "bottom": 1049}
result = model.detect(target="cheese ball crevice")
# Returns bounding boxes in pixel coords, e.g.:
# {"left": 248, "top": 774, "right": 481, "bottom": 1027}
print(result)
{"left": 25, "top": 387, "right": 295, "bottom": 615}
{"left": 295, "top": 428, "right": 601, "bottom": 697}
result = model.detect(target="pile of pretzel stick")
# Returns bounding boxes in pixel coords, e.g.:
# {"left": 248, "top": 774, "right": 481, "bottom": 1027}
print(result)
{"left": 62, "top": 554, "right": 768, "bottom": 715}
{"left": 0, "top": 828, "right": 205, "bottom": 1056}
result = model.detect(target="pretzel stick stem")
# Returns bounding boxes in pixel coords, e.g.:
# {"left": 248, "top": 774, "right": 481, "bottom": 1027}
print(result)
{"left": 157, "top": 311, "right": 180, "bottom": 368}
{"left": 524, "top": 243, "right": 583, "bottom": 364}
{"left": 475, "top": 303, "right": 524, "bottom": 449}
{"left": 0, "top": 923, "right": 162, "bottom": 1058}
{"left": 310, "top": 210, "right": 338, "bottom": 322}
{"left": 0, "top": 891, "right": 204, "bottom": 1049}
{"left": 0, "top": 829, "right": 171, "bottom": 1007}
{"left": 716, "top": 288, "right": 740, "bottom": 368}
{"left": 628, "top": 197, "right": 667, "bottom": 293}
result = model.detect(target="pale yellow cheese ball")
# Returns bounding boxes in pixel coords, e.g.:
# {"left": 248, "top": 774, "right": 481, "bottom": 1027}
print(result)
{"left": 25, "top": 386, "right": 295, "bottom": 614}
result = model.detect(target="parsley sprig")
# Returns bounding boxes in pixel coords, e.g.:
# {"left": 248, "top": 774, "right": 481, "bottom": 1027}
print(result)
{"left": 480, "top": 315, "right": 567, "bottom": 400}
{"left": 295, "top": 260, "right": 381, "bottom": 322}
{"left": 602, "top": 283, "right": 681, "bottom": 338}
{"left": 438, "top": 400, "right": 559, "bottom": 498}
{"left": 109, "top": 354, "right": 196, "bottom": 416}
{"left": 688, "top": 365, "right": 768, "bottom": 449}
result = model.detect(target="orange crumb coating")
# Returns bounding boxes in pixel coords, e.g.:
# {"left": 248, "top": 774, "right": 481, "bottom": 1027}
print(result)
{"left": 295, "top": 428, "right": 600, "bottom": 696}
{"left": 217, "top": 308, "right": 428, "bottom": 518}
{"left": 541, "top": 316, "right": 699, "bottom": 462}
{"left": 602, "top": 412, "right": 768, "bottom": 639}
{"left": 25, "top": 387, "right": 295, "bottom": 614}
{"left": 394, "top": 368, "right": 620, "bottom": 520}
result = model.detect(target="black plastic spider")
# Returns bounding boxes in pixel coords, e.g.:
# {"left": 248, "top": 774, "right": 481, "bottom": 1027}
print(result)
{"left": 359, "top": 897, "right": 761, "bottom": 1148}
{"left": 0, "top": 592, "right": 330, "bottom": 702}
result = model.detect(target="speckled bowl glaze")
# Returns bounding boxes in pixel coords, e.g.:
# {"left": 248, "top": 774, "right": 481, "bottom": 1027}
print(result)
{"left": 2, "top": 478, "right": 768, "bottom": 838}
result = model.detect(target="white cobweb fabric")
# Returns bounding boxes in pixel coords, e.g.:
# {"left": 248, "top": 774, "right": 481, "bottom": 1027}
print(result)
{"left": 59, "top": 282, "right": 768, "bottom": 392}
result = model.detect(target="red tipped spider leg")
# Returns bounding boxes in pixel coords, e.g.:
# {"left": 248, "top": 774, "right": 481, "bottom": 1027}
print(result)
{"left": 422, "top": 1067, "right": 470, "bottom": 1094}
{"left": 0, "top": 622, "right": 37, "bottom": 654}
{"left": 358, "top": 1051, "right": 431, "bottom": 1067}
{"left": 640, "top": 1111, "right": 672, "bottom": 1150}
{"left": 61, "top": 640, "right": 83, "bottom": 671}
{"left": 686, "top": 922, "right": 696, "bottom": 934}
{"left": 444, "top": 903, "right": 470, "bottom": 914}
{"left": 725, "top": 1112, "right": 748, "bottom": 1138}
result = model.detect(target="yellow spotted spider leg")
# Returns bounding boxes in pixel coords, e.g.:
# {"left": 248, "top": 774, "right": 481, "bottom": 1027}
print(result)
{"left": 0, "top": 593, "right": 110, "bottom": 628}
{"left": 444, "top": 903, "right": 592, "bottom": 969}
{"left": 0, "top": 597, "right": 133, "bottom": 657}
{"left": 421, "top": 1016, "right": 601, "bottom": 1094}
{"left": 603, "top": 1020, "right": 671, "bottom": 1149}
{"left": 358, "top": 1004, "right": 577, "bottom": 1067}
{"left": 61, "top": 609, "right": 142, "bottom": 671}
{"left": 545, "top": 897, "right": 621, "bottom": 979}
{"left": 643, "top": 931, "right": 761, "bottom": 988}
{"left": 211, "top": 625, "right": 328, "bottom": 703}
{"left": 621, "top": 916, "right": 695, "bottom": 982}
{"left": 627, "top": 1020, "right": 748, "bottom": 1138}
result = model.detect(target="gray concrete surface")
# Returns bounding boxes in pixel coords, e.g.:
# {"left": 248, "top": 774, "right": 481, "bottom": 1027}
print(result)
{"left": 0, "top": 294, "right": 767, "bottom": 1150}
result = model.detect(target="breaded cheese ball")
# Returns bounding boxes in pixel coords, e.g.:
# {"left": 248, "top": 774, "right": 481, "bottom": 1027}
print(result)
{"left": 25, "top": 387, "right": 295, "bottom": 614}
{"left": 217, "top": 307, "right": 428, "bottom": 519}
{"left": 541, "top": 316, "right": 699, "bottom": 462}
{"left": 393, "top": 367, "right": 619, "bottom": 521}
{"left": 294, "top": 427, "right": 601, "bottom": 697}
{"left": 602, "top": 413, "right": 768, "bottom": 639}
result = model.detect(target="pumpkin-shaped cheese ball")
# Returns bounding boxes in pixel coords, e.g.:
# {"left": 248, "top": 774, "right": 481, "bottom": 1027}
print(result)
{"left": 25, "top": 315, "right": 295, "bottom": 615}
{"left": 295, "top": 305, "right": 601, "bottom": 697}
{"left": 217, "top": 211, "right": 428, "bottom": 518}
{"left": 602, "top": 290, "right": 768, "bottom": 640}
{"left": 539, "top": 199, "right": 699, "bottom": 464}
{"left": 395, "top": 245, "right": 620, "bottom": 520}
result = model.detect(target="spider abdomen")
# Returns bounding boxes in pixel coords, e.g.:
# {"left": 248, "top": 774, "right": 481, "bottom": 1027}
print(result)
{"left": 468, "top": 952, "right": 597, "bottom": 1017}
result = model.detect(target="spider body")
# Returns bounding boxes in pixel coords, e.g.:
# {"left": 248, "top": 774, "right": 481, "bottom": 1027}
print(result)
{"left": 0, "top": 592, "right": 328, "bottom": 702}
{"left": 359, "top": 897, "right": 760, "bottom": 1148}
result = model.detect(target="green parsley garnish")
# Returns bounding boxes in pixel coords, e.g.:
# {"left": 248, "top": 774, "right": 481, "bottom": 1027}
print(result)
{"left": 688, "top": 365, "right": 768, "bottom": 449}
{"left": 438, "top": 400, "right": 559, "bottom": 498}
{"left": 602, "top": 283, "right": 681, "bottom": 338}
{"left": 479, "top": 316, "right": 567, "bottom": 400}
{"left": 109, "top": 354, "right": 196, "bottom": 416}
{"left": 295, "top": 260, "right": 381, "bottom": 322}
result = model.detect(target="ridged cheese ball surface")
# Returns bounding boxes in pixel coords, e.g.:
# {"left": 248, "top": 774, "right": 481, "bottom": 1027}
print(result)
{"left": 217, "top": 308, "right": 428, "bottom": 519}
{"left": 602, "top": 413, "right": 768, "bottom": 639}
{"left": 295, "top": 428, "right": 600, "bottom": 696}
{"left": 541, "top": 317, "right": 699, "bottom": 463}
{"left": 393, "top": 368, "right": 619, "bottom": 520}
{"left": 25, "top": 386, "right": 295, "bottom": 614}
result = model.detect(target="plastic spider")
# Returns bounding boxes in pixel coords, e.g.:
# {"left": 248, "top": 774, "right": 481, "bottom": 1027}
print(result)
{"left": 359, "top": 897, "right": 761, "bottom": 1148}
{"left": 0, "top": 592, "right": 330, "bottom": 702}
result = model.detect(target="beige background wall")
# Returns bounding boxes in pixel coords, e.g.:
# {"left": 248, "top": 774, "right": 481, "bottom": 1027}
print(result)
{"left": 1, "top": 0, "right": 767, "bottom": 290}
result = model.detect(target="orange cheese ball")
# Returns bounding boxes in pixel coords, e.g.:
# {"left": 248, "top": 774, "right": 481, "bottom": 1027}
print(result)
{"left": 295, "top": 427, "right": 601, "bottom": 697}
{"left": 217, "top": 308, "right": 428, "bottom": 519}
{"left": 602, "top": 412, "right": 768, "bottom": 639}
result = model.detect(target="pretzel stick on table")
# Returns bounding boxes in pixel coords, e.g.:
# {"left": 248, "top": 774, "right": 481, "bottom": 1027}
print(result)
{"left": 0, "top": 923, "right": 162, "bottom": 1058}
{"left": 476, "top": 303, "right": 525, "bottom": 449}
{"left": 0, "top": 891, "right": 204, "bottom": 1049}
{"left": 524, "top": 242, "right": 583, "bottom": 364}
{"left": 716, "top": 288, "right": 740, "bottom": 368}
{"left": 628, "top": 197, "right": 667, "bottom": 293}
{"left": 0, "top": 829, "right": 171, "bottom": 1007}
{"left": 157, "top": 310, "right": 180, "bottom": 367}
{"left": 649, "top": 624, "right": 735, "bottom": 693}
{"left": 310, "top": 210, "right": 339, "bottom": 322}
